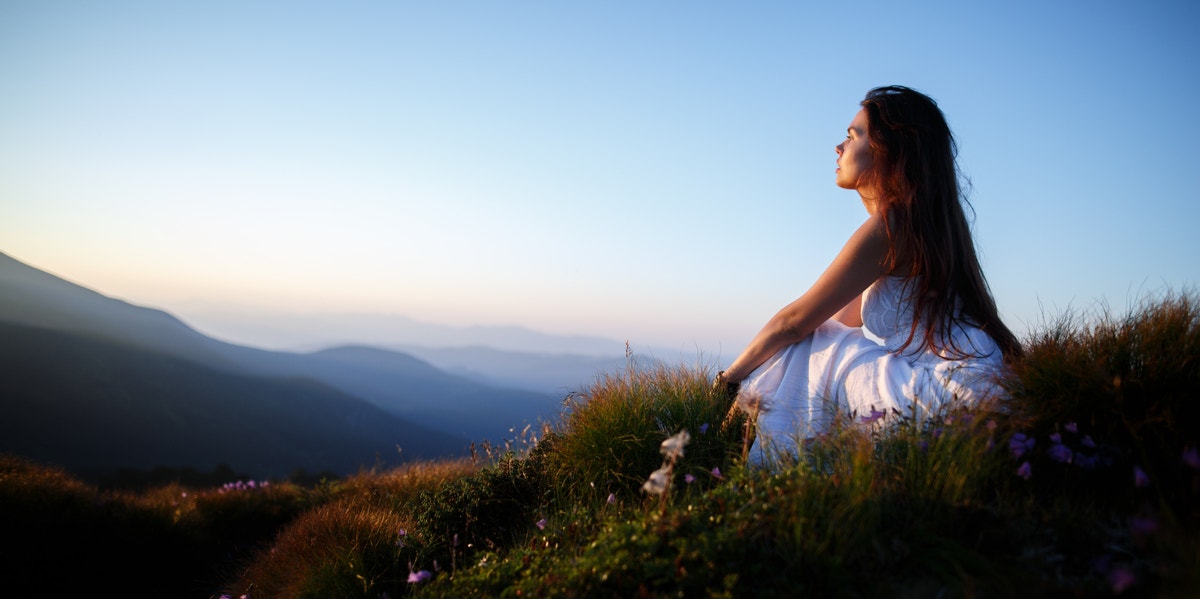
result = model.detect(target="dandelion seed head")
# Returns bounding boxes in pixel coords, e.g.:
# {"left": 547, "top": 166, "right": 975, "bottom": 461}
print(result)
{"left": 660, "top": 430, "right": 691, "bottom": 460}
{"left": 642, "top": 466, "right": 671, "bottom": 495}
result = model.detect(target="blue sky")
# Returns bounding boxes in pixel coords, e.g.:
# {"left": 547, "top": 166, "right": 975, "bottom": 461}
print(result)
{"left": 2, "top": 1, "right": 1197, "bottom": 359}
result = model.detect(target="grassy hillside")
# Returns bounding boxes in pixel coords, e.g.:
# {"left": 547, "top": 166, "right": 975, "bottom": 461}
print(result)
{"left": 2, "top": 291, "right": 1197, "bottom": 598}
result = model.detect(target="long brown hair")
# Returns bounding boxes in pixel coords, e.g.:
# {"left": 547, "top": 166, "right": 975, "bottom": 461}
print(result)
{"left": 858, "top": 85, "right": 1022, "bottom": 359}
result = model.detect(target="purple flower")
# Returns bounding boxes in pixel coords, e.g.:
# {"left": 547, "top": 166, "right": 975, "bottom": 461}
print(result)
{"left": 1081, "top": 435, "right": 1096, "bottom": 449}
{"left": 407, "top": 570, "right": 433, "bottom": 584}
{"left": 1009, "top": 433, "right": 1035, "bottom": 459}
{"left": 699, "top": 423, "right": 710, "bottom": 434}
{"left": 1133, "top": 466, "right": 1150, "bottom": 488}
{"left": 684, "top": 474, "right": 696, "bottom": 484}
{"left": 535, "top": 518, "right": 547, "bottom": 530}
{"left": 1108, "top": 566, "right": 1135, "bottom": 594}
{"left": 860, "top": 406, "right": 887, "bottom": 424}
{"left": 1075, "top": 453, "right": 1099, "bottom": 470}
{"left": 606, "top": 493, "right": 616, "bottom": 504}
{"left": 1130, "top": 515, "right": 1159, "bottom": 537}
{"left": 1016, "top": 461, "right": 1032, "bottom": 480}
{"left": 919, "top": 440, "right": 930, "bottom": 453}
{"left": 1064, "top": 421, "right": 1078, "bottom": 433}
{"left": 711, "top": 467, "right": 724, "bottom": 480}
{"left": 1183, "top": 447, "right": 1200, "bottom": 470}
{"left": 1047, "top": 443, "right": 1073, "bottom": 464}
{"left": 1049, "top": 432, "right": 1062, "bottom": 444}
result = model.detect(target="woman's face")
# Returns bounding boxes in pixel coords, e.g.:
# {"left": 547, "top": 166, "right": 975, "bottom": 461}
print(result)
{"left": 835, "top": 108, "right": 875, "bottom": 192}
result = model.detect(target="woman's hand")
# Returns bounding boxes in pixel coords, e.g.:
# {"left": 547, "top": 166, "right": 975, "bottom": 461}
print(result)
{"left": 711, "top": 370, "right": 740, "bottom": 398}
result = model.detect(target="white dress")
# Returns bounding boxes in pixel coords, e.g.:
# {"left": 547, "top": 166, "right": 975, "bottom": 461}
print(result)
{"left": 737, "top": 275, "right": 1005, "bottom": 466}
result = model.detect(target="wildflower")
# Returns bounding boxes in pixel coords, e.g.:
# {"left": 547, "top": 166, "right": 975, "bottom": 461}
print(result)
{"left": 1016, "top": 461, "right": 1032, "bottom": 480}
{"left": 1183, "top": 447, "right": 1200, "bottom": 470}
{"left": 1133, "top": 466, "right": 1150, "bottom": 488}
{"left": 606, "top": 493, "right": 616, "bottom": 504}
{"left": 642, "top": 465, "right": 671, "bottom": 495}
{"left": 1064, "top": 422, "right": 1078, "bottom": 434}
{"left": 1047, "top": 443, "right": 1073, "bottom": 464}
{"left": 396, "top": 528, "right": 407, "bottom": 548}
{"left": 710, "top": 467, "right": 724, "bottom": 480}
{"left": 535, "top": 518, "right": 547, "bottom": 530}
{"left": 407, "top": 570, "right": 433, "bottom": 584}
{"left": 1081, "top": 435, "right": 1096, "bottom": 449}
{"left": 660, "top": 430, "right": 691, "bottom": 460}
{"left": 699, "top": 422, "right": 710, "bottom": 434}
{"left": 1130, "top": 515, "right": 1159, "bottom": 537}
{"left": 684, "top": 474, "right": 696, "bottom": 484}
{"left": 1049, "top": 432, "right": 1062, "bottom": 444}
{"left": 1075, "top": 453, "right": 1099, "bottom": 470}
{"left": 1009, "top": 433, "right": 1035, "bottom": 459}
{"left": 1108, "top": 566, "right": 1135, "bottom": 594}
{"left": 860, "top": 406, "right": 887, "bottom": 425}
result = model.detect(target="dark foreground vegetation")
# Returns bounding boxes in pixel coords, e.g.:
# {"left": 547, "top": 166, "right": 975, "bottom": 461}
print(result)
{"left": 2, "top": 291, "right": 1198, "bottom": 598}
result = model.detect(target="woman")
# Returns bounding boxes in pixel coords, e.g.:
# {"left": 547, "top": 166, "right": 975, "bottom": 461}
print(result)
{"left": 717, "top": 86, "right": 1021, "bottom": 466}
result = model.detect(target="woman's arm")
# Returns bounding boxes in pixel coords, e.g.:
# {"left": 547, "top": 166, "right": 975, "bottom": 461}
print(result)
{"left": 832, "top": 293, "right": 864, "bottom": 327}
{"left": 720, "top": 214, "right": 890, "bottom": 384}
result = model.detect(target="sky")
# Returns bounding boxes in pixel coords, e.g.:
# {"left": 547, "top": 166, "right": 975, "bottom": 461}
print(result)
{"left": 2, "top": 0, "right": 1198, "bottom": 361}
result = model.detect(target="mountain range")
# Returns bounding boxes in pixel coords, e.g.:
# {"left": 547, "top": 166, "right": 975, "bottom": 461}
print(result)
{"left": 0, "top": 251, "right": 620, "bottom": 480}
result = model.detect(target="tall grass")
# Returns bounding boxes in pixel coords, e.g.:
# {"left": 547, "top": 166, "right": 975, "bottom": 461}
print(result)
{"left": 4, "top": 291, "right": 1198, "bottom": 597}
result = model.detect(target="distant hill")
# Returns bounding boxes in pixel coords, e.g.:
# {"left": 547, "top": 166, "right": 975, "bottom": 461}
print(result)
{"left": 0, "top": 321, "right": 464, "bottom": 479}
{"left": 0, "top": 251, "right": 565, "bottom": 479}
{"left": 393, "top": 344, "right": 627, "bottom": 396}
